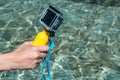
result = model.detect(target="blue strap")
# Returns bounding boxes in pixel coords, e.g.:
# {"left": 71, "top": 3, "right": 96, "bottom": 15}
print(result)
{"left": 42, "top": 39, "right": 54, "bottom": 80}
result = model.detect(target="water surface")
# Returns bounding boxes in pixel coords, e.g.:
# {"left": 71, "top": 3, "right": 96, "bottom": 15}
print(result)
{"left": 0, "top": 0, "right": 120, "bottom": 80}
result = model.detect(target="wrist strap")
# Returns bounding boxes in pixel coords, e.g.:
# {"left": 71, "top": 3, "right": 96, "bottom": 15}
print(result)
{"left": 42, "top": 39, "right": 54, "bottom": 80}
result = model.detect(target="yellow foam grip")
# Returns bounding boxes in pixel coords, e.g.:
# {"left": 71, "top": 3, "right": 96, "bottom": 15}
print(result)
{"left": 32, "top": 29, "right": 49, "bottom": 46}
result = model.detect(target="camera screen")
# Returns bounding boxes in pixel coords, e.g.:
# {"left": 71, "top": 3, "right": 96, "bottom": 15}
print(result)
{"left": 41, "top": 9, "right": 56, "bottom": 27}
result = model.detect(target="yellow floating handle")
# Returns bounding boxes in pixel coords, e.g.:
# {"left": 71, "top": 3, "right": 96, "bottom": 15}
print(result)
{"left": 32, "top": 29, "right": 49, "bottom": 46}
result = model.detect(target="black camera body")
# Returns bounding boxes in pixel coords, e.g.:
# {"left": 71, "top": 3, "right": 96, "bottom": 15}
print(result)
{"left": 39, "top": 6, "right": 63, "bottom": 32}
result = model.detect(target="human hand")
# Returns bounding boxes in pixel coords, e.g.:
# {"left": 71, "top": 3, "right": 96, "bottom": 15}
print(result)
{"left": 10, "top": 41, "right": 49, "bottom": 70}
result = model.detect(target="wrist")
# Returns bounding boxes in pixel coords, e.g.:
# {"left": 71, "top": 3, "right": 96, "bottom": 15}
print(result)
{"left": 7, "top": 52, "right": 19, "bottom": 70}
{"left": 0, "top": 52, "right": 18, "bottom": 70}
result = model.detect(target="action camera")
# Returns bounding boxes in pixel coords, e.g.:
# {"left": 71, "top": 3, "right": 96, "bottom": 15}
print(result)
{"left": 39, "top": 6, "right": 63, "bottom": 32}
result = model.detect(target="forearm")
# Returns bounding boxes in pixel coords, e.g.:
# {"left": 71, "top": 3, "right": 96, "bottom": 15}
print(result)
{"left": 0, "top": 52, "right": 17, "bottom": 71}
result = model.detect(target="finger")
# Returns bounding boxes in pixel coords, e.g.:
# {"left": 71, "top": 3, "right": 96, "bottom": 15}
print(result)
{"left": 34, "top": 59, "right": 43, "bottom": 64}
{"left": 37, "top": 53, "right": 47, "bottom": 59}
{"left": 35, "top": 46, "right": 49, "bottom": 52}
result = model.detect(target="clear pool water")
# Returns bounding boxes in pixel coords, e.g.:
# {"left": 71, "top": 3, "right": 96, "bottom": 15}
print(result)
{"left": 0, "top": 0, "right": 120, "bottom": 80}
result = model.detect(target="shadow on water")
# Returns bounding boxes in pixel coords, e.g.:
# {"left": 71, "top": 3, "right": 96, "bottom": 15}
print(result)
{"left": 68, "top": 0, "right": 120, "bottom": 7}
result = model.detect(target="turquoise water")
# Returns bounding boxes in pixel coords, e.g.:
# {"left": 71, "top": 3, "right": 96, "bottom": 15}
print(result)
{"left": 0, "top": 0, "right": 120, "bottom": 80}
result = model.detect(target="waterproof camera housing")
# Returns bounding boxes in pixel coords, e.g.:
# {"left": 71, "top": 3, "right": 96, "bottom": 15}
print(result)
{"left": 39, "top": 6, "right": 63, "bottom": 32}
